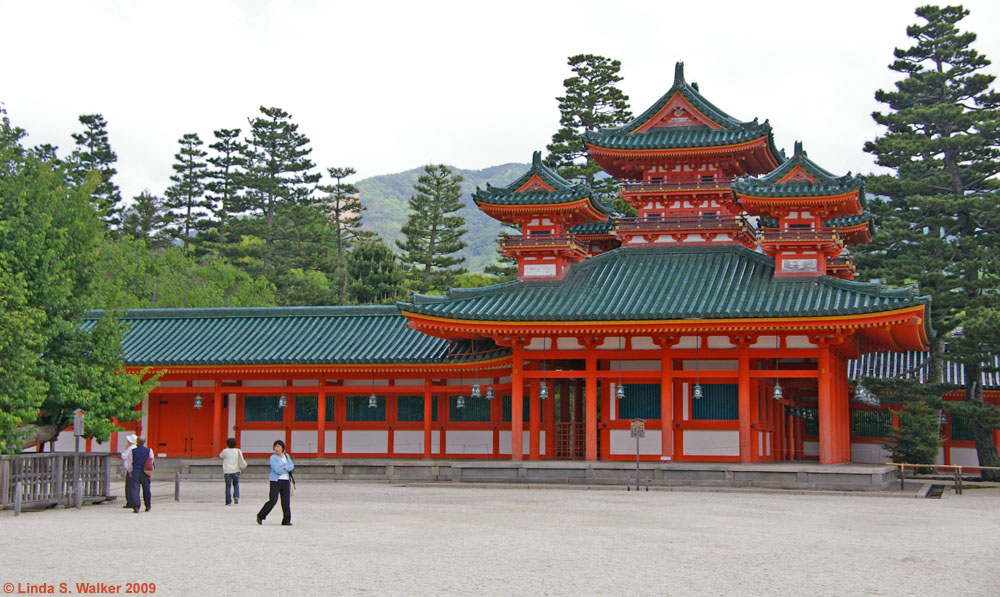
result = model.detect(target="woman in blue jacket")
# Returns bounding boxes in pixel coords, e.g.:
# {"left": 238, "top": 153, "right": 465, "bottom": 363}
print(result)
{"left": 256, "top": 439, "right": 294, "bottom": 526}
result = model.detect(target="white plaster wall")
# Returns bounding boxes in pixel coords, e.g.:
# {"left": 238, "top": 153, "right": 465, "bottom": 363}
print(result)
{"left": 681, "top": 359, "right": 737, "bottom": 371}
{"left": 445, "top": 430, "right": 493, "bottom": 455}
{"left": 851, "top": 443, "right": 891, "bottom": 464}
{"left": 750, "top": 335, "right": 781, "bottom": 350}
{"left": 785, "top": 335, "right": 818, "bottom": 349}
{"left": 157, "top": 380, "right": 187, "bottom": 387}
{"left": 291, "top": 379, "right": 318, "bottom": 386}
{"left": 91, "top": 439, "right": 110, "bottom": 453}
{"left": 524, "top": 264, "right": 557, "bottom": 277}
{"left": 242, "top": 380, "right": 283, "bottom": 387}
{"left": 597, "top": 336, "right": 627, "bottom": 350}
{"left": 343, "top": 379, "right": 388, "bottom": 387}
{"left": 682, "top": 430, "right": 739, "bottom": 457}
{"left": 497, "top": 431, "right": 543, "bottom": 455}
{"left": 290, "top": 430, "right": 318, "bottom": 453}
{"left": 393, "top": 430, "right": 425, "bottom": 454}
{"left": 557, "top": 337, "right": 583, "bottom": 350}
{"left": 526, "top": 337, "right": 554, "bottom": 351}
{"left": 241, "top": 430, "right": 283, "bottom": 453}
{"left": 341, "top": 430, "right": 388, "bottom": 453}
{"left": 950, "top": 447, "right": 979, "bottom": 467}
{"left": 610, "top": 429, "right": 662, "bottom": 455}
{"left": 631, "top": 337, "right": 658, "bottom": 350}
{"left": 432, "top": 430, "right": 441, "bottom": 454}
{"left": 804, "top": 441, "right": 819, "bottom": 457}
{"left": 706, "top": 336, "right": 735, "bottom": 349}
{"left": 323, "top": 430, "right": 337, "bottom": 455}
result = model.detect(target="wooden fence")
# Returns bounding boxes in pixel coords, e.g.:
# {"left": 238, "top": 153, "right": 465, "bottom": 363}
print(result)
{"left": 1, "top": 453, "right": 113, "bottom": 514}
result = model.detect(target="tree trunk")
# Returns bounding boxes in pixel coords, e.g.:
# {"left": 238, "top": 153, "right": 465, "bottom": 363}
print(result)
{"left": 19, "top": 425, "right": 61, "bottom": 451}
{"left": 966, "top": 362, "right": 1000, "bottom": 480}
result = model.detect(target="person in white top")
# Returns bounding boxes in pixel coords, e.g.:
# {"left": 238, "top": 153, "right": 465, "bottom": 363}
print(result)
{"left": 120, "top": 434, "right": 138, "bottom": 510}
{"left": 219, "top": 437, "right": 248, "bottom": 505}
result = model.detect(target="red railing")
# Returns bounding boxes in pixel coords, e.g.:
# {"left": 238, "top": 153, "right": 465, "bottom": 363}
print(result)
{"left": 760, "top": 228, "right": 841, "bottom": 244}
{"left": 623, "top": 177, "right": 734, "bottom": 193}
{"left": 615, "top": 214, "right": 755, "bottom": 234}
{"left": 500, "top": 234, "right": 589, "bottom": 253}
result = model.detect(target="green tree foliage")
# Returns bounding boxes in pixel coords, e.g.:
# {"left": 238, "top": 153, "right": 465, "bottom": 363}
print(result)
{"left": 67, "top": 113, "right": 123, "bottom": 227}
{"left": 854, "top": 4, "right": 1000, "bottom": 479}
{"left": 346, "top": 237, "right": 406, "bottom": 304}
{"left": 0, "top": 109, "right": 151, "bottom": 452}
{"left": 396, "top": 165, "right": 468, "bottom": 293}
{"left": 883, "top": 402, "right": 942, "bottom": 469}
{"left": 546, "top": 54, "right": 633, "bottom": 211}
{"left": 94, "top": 236, "right": 276, "bottom": 309}
{"left": 164, "top": 133, "right": 211, "bottom": 249}
{"left": 121, "top": 190, "right": 172, "bottom": 250}
{"left": 318, "top": 166, "right": 363, "bottom": 303}
{"left": 205, "top": 128, "right": 246, "bottom": 244}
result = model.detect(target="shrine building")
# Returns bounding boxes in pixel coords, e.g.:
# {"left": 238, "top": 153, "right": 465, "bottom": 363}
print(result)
{"left": 71, "top": 62, "right": 999, "bottom": 467}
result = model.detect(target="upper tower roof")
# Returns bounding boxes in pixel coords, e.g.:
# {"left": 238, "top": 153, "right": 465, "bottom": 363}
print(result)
{"left": 731, "top": 141, "right": 865, "bottom": 200}
{"left": 472, "top": 151, "right": 613, "bottom": 225}
{"left": 582, "top": 62, "right": 782, "bottom": 176}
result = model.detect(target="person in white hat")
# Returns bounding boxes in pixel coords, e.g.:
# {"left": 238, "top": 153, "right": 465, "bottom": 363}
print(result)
{"left": 120, "top": 434, "right": 138, "bottom": 510}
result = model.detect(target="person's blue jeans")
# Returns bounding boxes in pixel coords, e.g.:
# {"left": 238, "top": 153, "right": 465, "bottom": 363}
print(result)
{"left": 224, "top": 472, "right": 241, "bottom": 504}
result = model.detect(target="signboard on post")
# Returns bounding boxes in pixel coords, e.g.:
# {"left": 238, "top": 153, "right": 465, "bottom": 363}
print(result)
{"left": 73, "top": 409, "right": 85, "bottom": 437}
{"left": 630, "top": 418, "right": 645, "bottom": 438}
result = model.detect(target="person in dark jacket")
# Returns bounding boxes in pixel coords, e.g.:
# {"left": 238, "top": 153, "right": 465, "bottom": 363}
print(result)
{"left": 126, "top": 436, "right": 154, "bottom": 513}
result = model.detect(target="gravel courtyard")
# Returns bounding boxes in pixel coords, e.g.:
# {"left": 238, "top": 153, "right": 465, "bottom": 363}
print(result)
{"left": 1, "top": 480, "right": 998, "bottom": 596}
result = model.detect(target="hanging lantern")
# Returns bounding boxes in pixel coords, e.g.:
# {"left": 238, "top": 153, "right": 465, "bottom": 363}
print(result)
{"left": 472, "top": 383, "right": 481, "bottom": 399}
{"left": 368, "top": 393, "right": 377, "bottom": 409}
{"left": 278, "top": 394, "right": 287, "bottom": 409}
{"left": 539, "top": 381, "right": 548, "bottom": 400}
{"left": 616, "top": 384, "right": 625, "bottom": 400}
{"left": 772, "top": 382, "right": 783, "bottom": 401}
{"left": 692, "top": 383, "right": 703, "bottom": 400}
{"left": 485, "top": 386, "right": 495, "bottom": 401}
{"left": 456, "top": 395, "right": 466, "bottom": 409}
{"left": 193, "top": 394, "right": 203, "bottom": 409}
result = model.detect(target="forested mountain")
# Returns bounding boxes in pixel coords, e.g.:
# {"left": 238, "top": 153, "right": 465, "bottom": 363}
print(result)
{"left": 356, "top": 162, "right": 527, "bottom": 272}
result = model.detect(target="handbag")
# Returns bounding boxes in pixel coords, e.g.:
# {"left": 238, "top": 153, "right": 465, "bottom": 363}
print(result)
{"left": 238, "top": 449, "right": 248, "bottom": 472}
{"left": 288, "top": 471, "right": 296, "bottom": 497}
{"left": 143, "top": 455, "right": 154, "bottom": 478}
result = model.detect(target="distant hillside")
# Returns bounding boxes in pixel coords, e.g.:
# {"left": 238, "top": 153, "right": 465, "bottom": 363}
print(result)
{"left": 356, "top": 163, "right": 528, "bottom": 272}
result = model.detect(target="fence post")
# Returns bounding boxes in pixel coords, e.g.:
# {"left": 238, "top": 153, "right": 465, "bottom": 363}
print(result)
{"left": 174, "top": 472, "right": 180, "bottom": 501}
{"left": 899, "top": 464, "right": 905, "bottom": 491}
{"left": 0, "top": 457, "right": 9, "bottom": 509}
{"left": 13, "top": 481, "right": 22, "bottom": 516}
{"left": 73, "top": 453, "right": 82, "bottom": 509}
{"left": 103, "top": 455, "right": 112, "bottom": 499}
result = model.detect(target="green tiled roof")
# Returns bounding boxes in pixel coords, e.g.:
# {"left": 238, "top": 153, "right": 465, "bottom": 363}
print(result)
{"left": 824, "top": 212, "right": 871, "bottom": 228}
{"left": 732, "top": 141, "right": 864, "bottom": 199}
{"left": 472, "top": 151, "right": 612, "bottom": 214}
{"left": 582, "top": 62, "right": 779, "bottom": 156}
{"left": 568, "top": 220, "right": 615, "bottom": 235}
{"left": 83, "top": 306, "right": 508, "bottom": 367}
{"left": 402, "top": 246, "right": 930, "bottom": 323}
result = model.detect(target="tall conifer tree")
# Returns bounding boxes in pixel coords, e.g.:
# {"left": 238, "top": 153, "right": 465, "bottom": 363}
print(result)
{"left": 164, "top": 133, "right": 211, "bottom": 249}
{"left": 347, "top": 237, "right": 406, "bottom": 304}
{"left": 854, "top": 4, "right": 1000, "bottom": 479}
{"left": 396, "top": 165, "right": 467, "bottom": 293}
{"left": 318, "top": 166, "right": 363, "bottom": 303}
{"left": 205, "top": 128, "right": 246, "bottom": 245}
{"left": 121, "top": 190, "right": 172, "bottom": 250}
{"left": 546, "top": 54, "right": 632, "bottom": 208}
{"left": 68, "top": 113, "right": 123, "bottom": 226}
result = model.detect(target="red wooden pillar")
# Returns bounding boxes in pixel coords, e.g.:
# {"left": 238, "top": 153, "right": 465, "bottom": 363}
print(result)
{"left": 544, "top": 380, "right": 556, "bottom": 458}
{"left": 529, "top": 379, "right": 540, "bottom": 459}
{"left": 492, "top": 377, "right": 501, "bottom": 457}
{"left": 317, "top": 389, "right": 327, "bottom": 456}
{"left": 817, "top": 346, "right": 839, "bottom": 464}
{"left": 585, "top": 353, "right": 598, "bottom": 461}
{"left": 423, "top": 379, "right": 433, "bottom": 458}
{"left": 212, "top": 380, "right": 223, "bottom": 456}
{"left": 660, "top": 351, "right": 674, "bottom": 460}
{"left": 511, "top": 347, "right": 524, "bottom": 461}
{"left": 738, "top": 344, "right": 752, "bottom": 463}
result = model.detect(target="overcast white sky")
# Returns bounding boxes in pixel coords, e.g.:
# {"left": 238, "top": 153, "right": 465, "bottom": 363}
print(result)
{"left": 3, "top": 0, "right": 999, "bottom": 201}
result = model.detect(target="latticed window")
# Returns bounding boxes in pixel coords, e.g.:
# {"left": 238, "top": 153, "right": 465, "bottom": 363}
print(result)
{"left": 294, "top": 396, "right": 318, "bottom": 422}
{"left": 450, "top": 396, "right": 491, "bottom": 422}
{"left": 397, "top": 395, "right": 437, "bottom": 422}
{"left": 244, "top": 396, "right": 282, "bottom": 422}
{"left": 691, "top": 384, "right": 738, "bottom": 420}
{"left": 805, "top": 409, "right": 819, "bottom": 435}
{"left": 346, "top": 396, "right": 385, "bottom": 421}
{"left": 851, "top": 409, "right": 892, "bottom": 438}
{"left": 619, "top": 384, "right": 661, "bottom": 419}
{"left": 502, "top": 396, "right": 529, "bottom": 422}
{"left": 951, "top": 415, "right": 973, "bottom": 441}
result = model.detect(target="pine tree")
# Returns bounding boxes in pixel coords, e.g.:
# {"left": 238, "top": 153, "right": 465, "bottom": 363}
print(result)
{"left": 68, "top": 113, "right": 123, "bottom": 226}
{"left": 121, "top": 190, "right": 172, "bottom": 250}
{"left": 239, "top": 106, "right": 321, "bottom": 270}
{"left": 205, "top": 128, "right": 246, "bottom": 244}
{"left": 164, "top": 133, "right": 211, "bottom": 249}
{"left": 546, "top": 54, "right": 633, "bottom": 207}
{"left": 396, "top": 165, "right": 468, "bottom": 293}
{"left": 854, "top": 4, "right": 1000, "bottom": 479}
{"left": 318, "top": 166, "right": 363, "bottom": 303}
{"left": 346, "top": 237, "right": 406, "bottom": 304}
